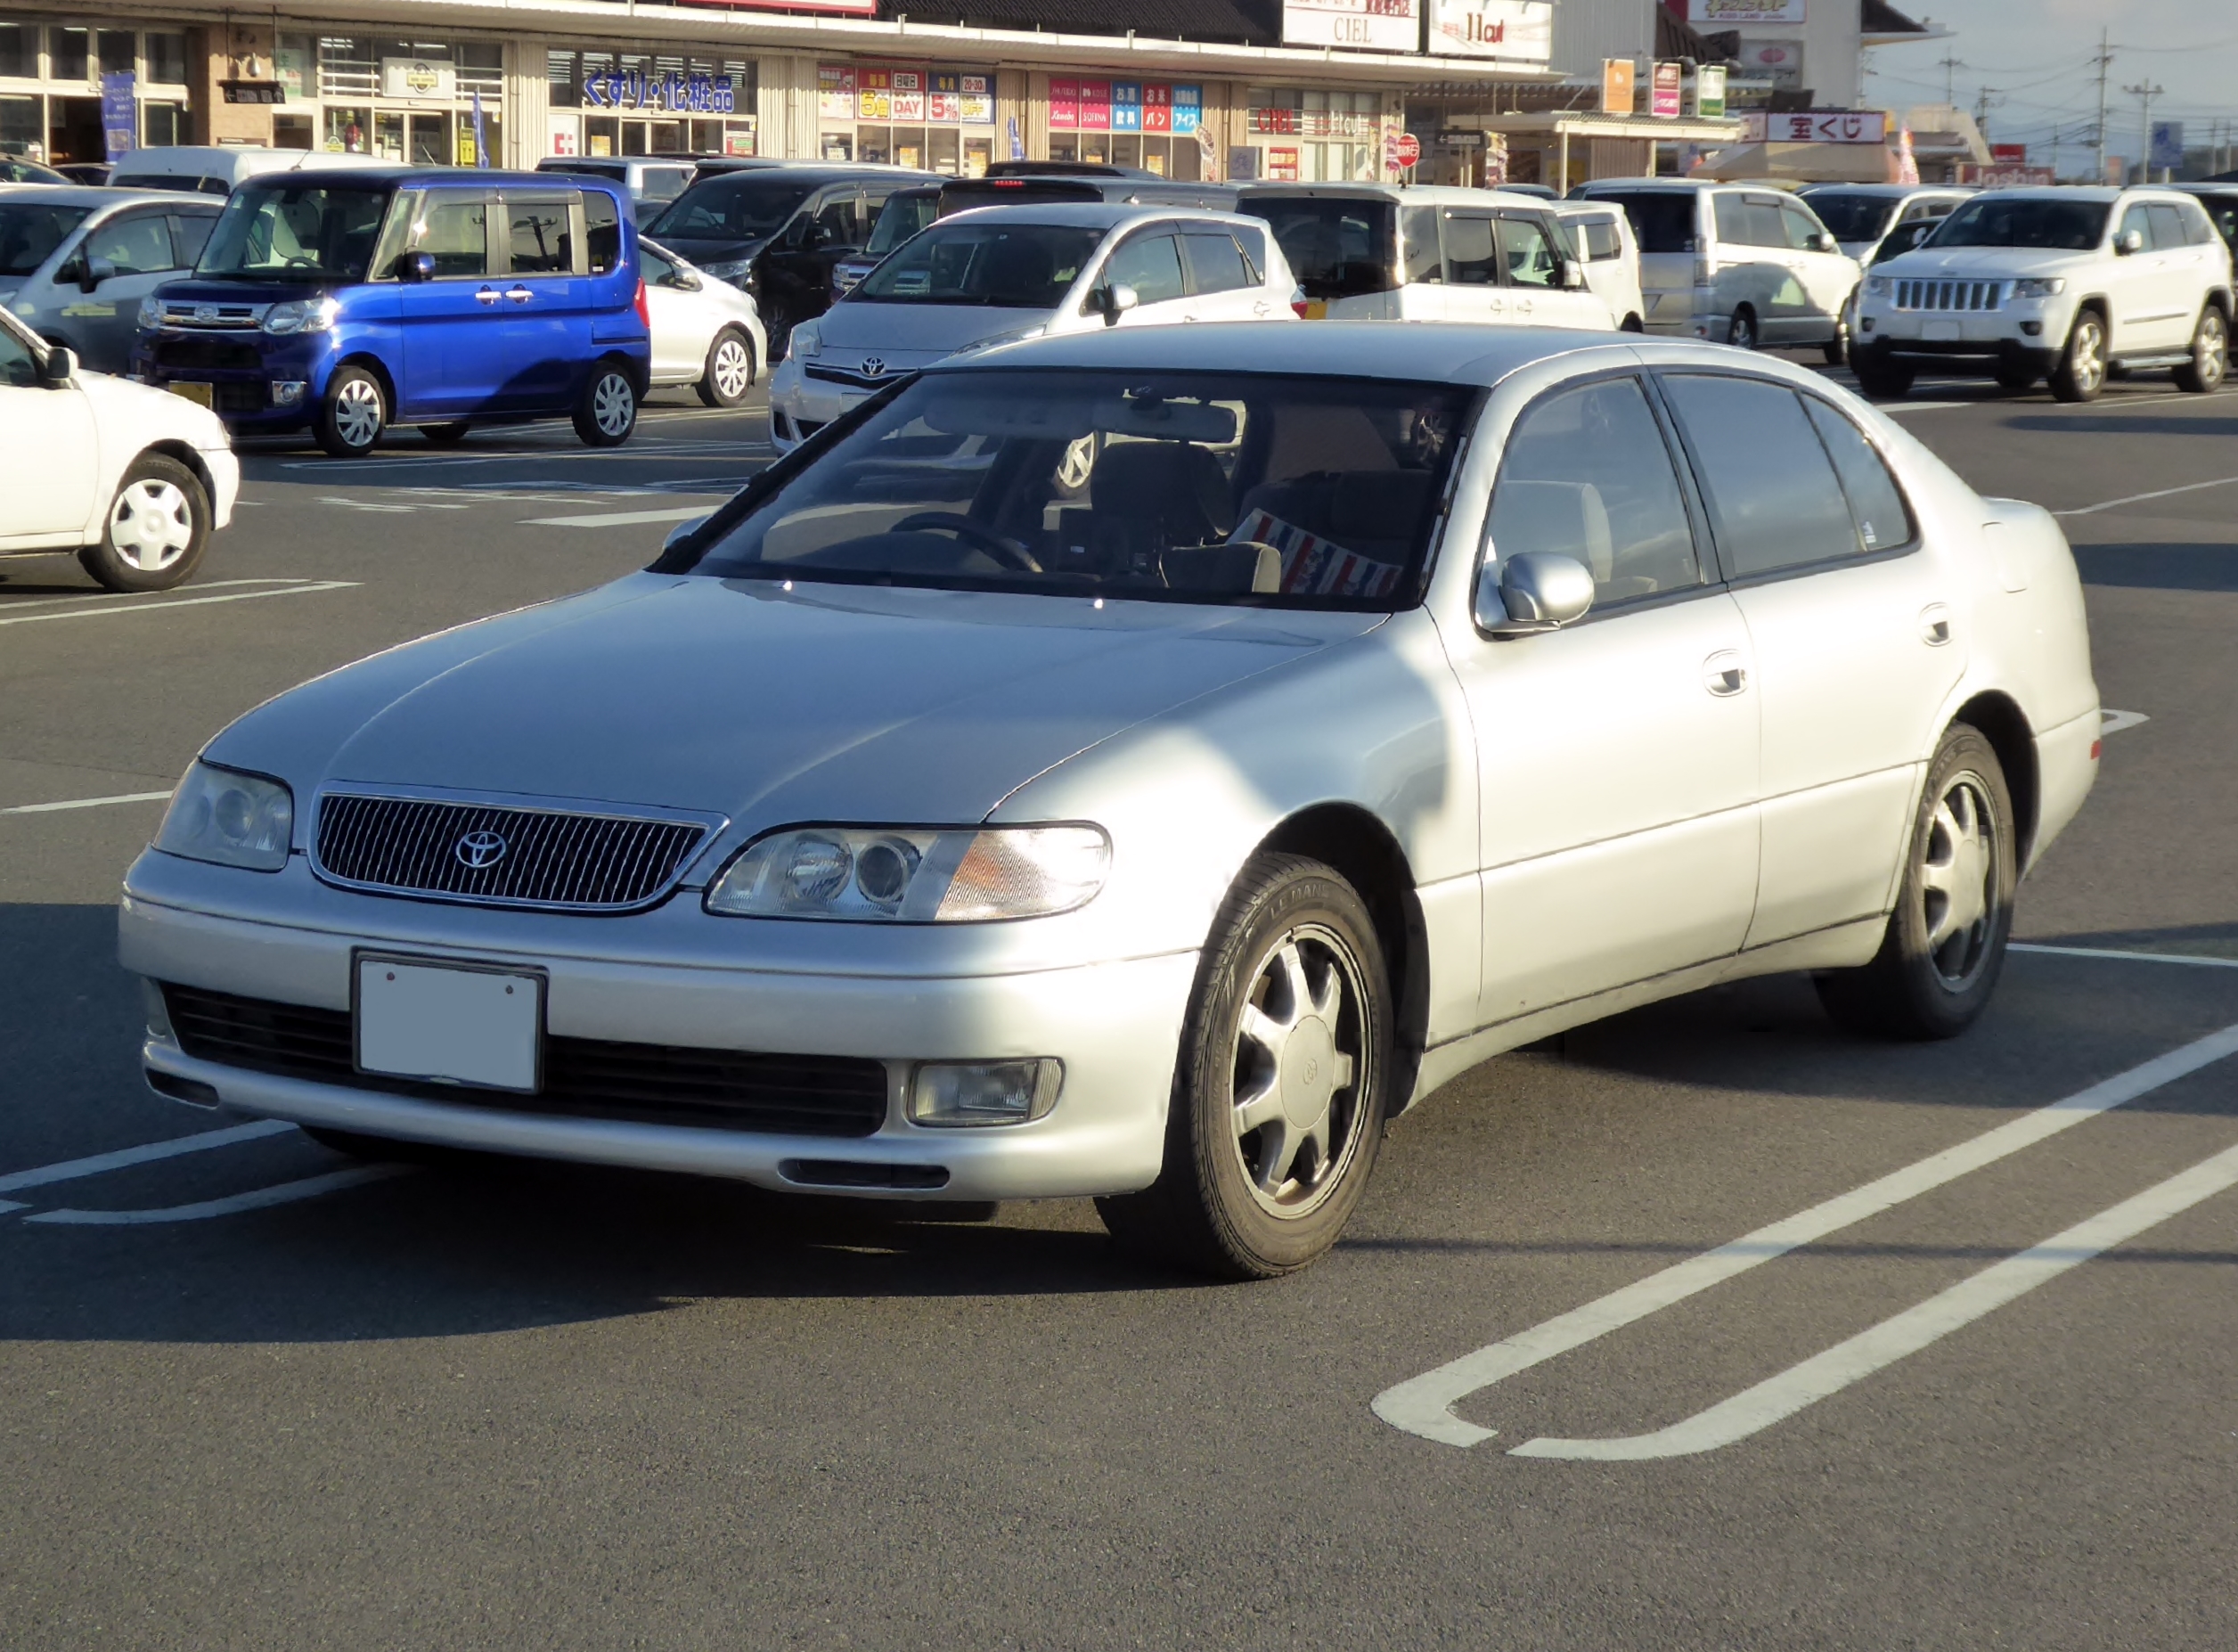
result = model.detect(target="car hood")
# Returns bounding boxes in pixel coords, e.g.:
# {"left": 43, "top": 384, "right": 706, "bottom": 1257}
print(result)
{"left": 1875, "top": 245, "right": 2087, "bottom": 281}
{"left": 816, "top": 302, "right": 1052, "bottom": 356}
{"left": 73, "top": 363, "right": 230, "bottom": 444}
{"left": 208, "top": 572, "right": 1376, "bottom": 831}
{"left": 647, "top": 234, "right": 770, "bottom": 266}
{"left": 148, "top": 274, "right": 332, "bottom": 307}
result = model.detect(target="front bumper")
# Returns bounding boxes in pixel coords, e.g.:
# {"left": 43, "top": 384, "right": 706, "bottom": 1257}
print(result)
{"left": 200, "top": 444, "right": 241, "bottom": 529}
{"left": 1854, "top": 301, "right": 2065, "bottom": 374}
{"left": 1856, "top": 332, "right": 2061, "bottom": 376}
{"left": 766, "top": 356, "right": 861, "bottom": 453}
{"left": 131, "top": 326, "right": 337, "bottom": 432}
{"left": 119, "top": 870, "right": 1195, "bottom": 1202}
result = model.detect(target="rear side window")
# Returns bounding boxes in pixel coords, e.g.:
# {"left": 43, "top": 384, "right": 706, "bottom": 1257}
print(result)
{"left": 1660, "top": 374, "right": 1859, "bottom": 578}
{"left": 2145, "top": 203, "right": 2188, "bottom": 251}
{"left": 505, "top": 196, "right": 574, "bottom": 274}
{"left": 584, "top": 191, "right": 620, "bottom": 274}
{"left": 415, "top": 196, "right": 488, "bottom": 277}
{"left": 1803, "top": 398, "right": 1913, "bottom": 553}
{"left": 1103, "top": 233, "right": 1184, "bottom": 305}
{"left": 1181, "top": 232, "right": 1252, "bottom": 294}
{"left": 1443, "top": 213, "right": 1499, "bottom": 284}
{"left": 1595, "top": 192, "right": 1695, "bottom": 254}
{"left": 1582, "top": 217, "right": 1621, "bottom": 260}
{"left": 1401, "top": 206, "right": 1442, "bottom": 282}
{"left": 1488, "top": 375, "right": 1701, "bottom": 606}
{"left": 1229, "top": 224, "right": 1267, "bottom": 282}
{"left": 171, "top": 211, "right": 217, "bottom": 264}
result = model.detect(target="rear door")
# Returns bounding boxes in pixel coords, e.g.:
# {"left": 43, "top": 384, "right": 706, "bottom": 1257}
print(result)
{"left": 491, "top": 189, "right": 584, "bottom": 411}
{"left": 397, "top": 187, "right": 505, "bottom": 417}
{"left": 2148, "top": 201, "right": 2212, "bottom": 341}
{"left": 1178, "top": 226, "right": 1273, "bottom": 321}
{"left": 1439, "top": 209, "right": 1507, "bottom": 326}
{"left": 2109, "top": 200, "right": 2184, "bottom": 352}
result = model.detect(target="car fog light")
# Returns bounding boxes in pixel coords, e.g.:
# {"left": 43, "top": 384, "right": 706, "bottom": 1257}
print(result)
{"left": 1859, "top": 316, "right": 1875, "bottom": 333}
{"left": 908, "top": 1059, "right": 1062, "bottom": 1126}
{"left": 272, "top": 380, "right": 307, "bottom": 405}
{"left": 2020, "top": 321, "right": 2042, "bottom": 337}
{"left": 142, "top": 978, "right": 176, "bottom": 1043}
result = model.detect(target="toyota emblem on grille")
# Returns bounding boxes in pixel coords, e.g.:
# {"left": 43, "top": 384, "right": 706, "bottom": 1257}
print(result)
{"left": 455, "top": 830, "right": 508, "bottom": 870}
{"left": 860, "top": 356, "right": 886, "bottom": 378}
{"left": 193, "top": 305, "right": 218, "bottom": 323}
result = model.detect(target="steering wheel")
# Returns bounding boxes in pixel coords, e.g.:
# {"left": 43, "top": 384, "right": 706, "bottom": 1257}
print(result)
{"left": 282, "top": 256, "right": 322, "bottom": 270}
{"left": 890, "top": 511, "right": 1042, "bottom": 573}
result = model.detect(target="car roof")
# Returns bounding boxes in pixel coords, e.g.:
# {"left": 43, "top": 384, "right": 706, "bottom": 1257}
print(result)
{"left": 1239, "top": 183, "right": 1550, "bottom": 208}
{"left": 1800, "top": 183, "right": 1967, "bottom": 197}
{"left": 1973, "top": 186, "right": 2196, "bottom": 203}
{"left": 938, "top": 201, "right": 1254, "bottom": 231}
{"left": 249, "top": 166, "right": 624, "bottom": 191}
{"left": 0, "top": 184, "right": 217, "bottom": 210}
{"left": 694, "top": 165, "right": 937, "bottom": 184}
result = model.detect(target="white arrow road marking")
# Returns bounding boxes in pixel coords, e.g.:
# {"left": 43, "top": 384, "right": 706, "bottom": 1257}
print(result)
{"left": 24, "top": 1164, "right": 406, "bottom": 1226}
{"left": 2100, "top": 708, "right": 2150, "bottom": 736}
{"left": 0, "top": 1119, "right": 295, "bottom": 1213}
{"left": 1511, "top": 1138, "right": 2238, "bottom": 1460}
{"left": 1371, "top": 1022, "right": 2238, "bottom": 1447}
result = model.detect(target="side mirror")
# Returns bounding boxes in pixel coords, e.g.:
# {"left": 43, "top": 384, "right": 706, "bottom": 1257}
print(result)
{"left": 1560, "top": 257, "right": 1587, "bottom": 289}
{"left": 38, "top": 344, "right": 77, "bottom": 387}
{"left": 2115, "top": 229, "right": 2144, "bottom": 256}
{"left": 79, "top": 255, "right": 116, "bottom": 292}
{"left": 675, "top": 271, "right": 702, "bottom": 291}
{"left": 1096, "top": 282, "right": 1140, "bottom": 326}
{"left": 399, "top": 250, "right": 436, "bottom": 282}
{"left": 1474, "top": 552, "right": 1595, "bottom": 638}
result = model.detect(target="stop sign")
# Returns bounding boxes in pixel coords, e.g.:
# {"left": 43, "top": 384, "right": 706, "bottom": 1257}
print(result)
{"left": 1393, "top": 132, "right": 1422, "bottom": 169}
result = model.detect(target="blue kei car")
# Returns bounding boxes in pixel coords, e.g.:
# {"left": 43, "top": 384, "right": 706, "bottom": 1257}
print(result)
{"left": 131, "top": 168, "right": 651, "bottom": 456}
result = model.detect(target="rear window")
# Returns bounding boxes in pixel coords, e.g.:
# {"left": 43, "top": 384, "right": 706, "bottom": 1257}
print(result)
{"left": 852, "top": 220, "right": 1101, "bottom": 308}
{"left": 1589, "top": 192, "right": 1696, "bottom": 255}
{"left": 937, "top": 180, "right": 1102, "bottom": 217}
{"left": 1237, "top": 195, "right": 1395, "bottom": 299}
{"left": 1803, "top": 193, "right": 1898, "bottom": 242}
{"left": 113, "top": 171, "right": 226, "bottom": 196}
{"left": 584, "top": 191, "right": 620, "bottom": 274}
{"left": 649, "top": 177, "right": 814, "bottom": 240}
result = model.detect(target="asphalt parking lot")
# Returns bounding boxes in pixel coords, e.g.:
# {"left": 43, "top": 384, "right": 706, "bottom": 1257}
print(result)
{"left": 4, "top": 361, "right": 2235, "bottom": 1648}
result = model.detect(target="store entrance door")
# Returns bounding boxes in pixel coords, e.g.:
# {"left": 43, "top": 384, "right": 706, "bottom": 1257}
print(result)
{"left": 48, "top": 97, "right": 102, "bottom": 166}
{"left": 378, "top": 111, "right": 452, "bottom": 166}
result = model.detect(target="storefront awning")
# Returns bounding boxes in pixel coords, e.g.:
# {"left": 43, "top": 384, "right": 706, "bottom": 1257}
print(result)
{"left": 1483, "top": 111, "right": 1749, "bottom": 146}
{"left": 1690, "top": 141, "right": 1899, "bottom": 184}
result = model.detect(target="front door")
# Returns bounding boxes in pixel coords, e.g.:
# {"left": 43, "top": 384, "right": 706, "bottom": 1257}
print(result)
{"left": 1442, "top": 372, "right": 1760, "bottom": 1026}
{"left": 760, "top": 188, "right": 863, "bottom": 337}
{"left": 397, "top": 190, "right": 505, "bottom": 417}
{"left": 1497, "top": 210, "right": 1603, "bottom": 329}
{"left": 1656, "top": 371, "right": 1964, "bottom": 946}
{"left": 0, "top": 328, "right": 98, "bottom": 540}
{"left": 1095, "top": 229, "right": 1194, "bottom": 328}
{"left": 66, "top": 208, "right": 183, "bottom": 372}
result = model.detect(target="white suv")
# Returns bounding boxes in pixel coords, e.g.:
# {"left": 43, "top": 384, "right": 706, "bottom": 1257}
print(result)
{"left": 1851, "top": 187, "right": 2234, "bottom": 401}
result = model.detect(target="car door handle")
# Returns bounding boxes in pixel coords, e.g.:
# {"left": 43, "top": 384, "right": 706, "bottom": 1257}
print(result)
{"left": 1919, "top": 603, "right": 1954, "bottom": 647}
{"left": 474, "top": 286, "right": 501, "bottom": 305}
{"left": 504, "top": 287, "right": 534, "bottom": 304}
{"left": 1252, "top": 300, "right": 1271, "bottom": 316}
{"left": 1703, "top": 650, "right": 1749, "bottom": 696}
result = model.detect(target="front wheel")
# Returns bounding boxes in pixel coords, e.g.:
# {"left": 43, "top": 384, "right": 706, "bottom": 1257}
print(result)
{"left": 574, "top": 361, "right": 638, "bottom": 446}
{"left": 78, "top": 453, "right": 209, "bottom": 593}
{"left": 1817, "top": 724, "right": 2016, "bottom": 1041}
{"left": 2174, "top": 305, "right": 2228, "bottom": 394}
{"left": 695, "top": 328, "right": 756, "bottom": 408}
{"left": 2049, "top": 310, "right": 2107, "bottom": 402}
{"left": 315, "top": 366, "right": 387, "bottom": 457}
{"left": 1097, "top": 854, "right": 1393, "bottom": 1280}
{"left": 1850, "top": 354, "right": 1916, "bottom": 398}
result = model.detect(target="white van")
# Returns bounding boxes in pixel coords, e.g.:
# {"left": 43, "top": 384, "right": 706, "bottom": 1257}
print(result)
{"left": 107, "top": 146, "right": 390, "bottom": 198}
{"left": 1549, "top": 200, "right": 1646, "bottom": 331}
{"left": 1572, "top": 178, "right": 1861, "bottom": 357}
{"left": 1237, "top": 184, "right": 1612, "bottom": 331}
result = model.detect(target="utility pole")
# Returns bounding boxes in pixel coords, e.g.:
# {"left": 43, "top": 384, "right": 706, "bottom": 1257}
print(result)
{"left": 1938, "top": 49, "right": 1964, "bottom": 109}
{"left": 1973, "top": 86, "right": 2000, "bottom": 143}
{"left": 2125, "top": 80, "right": 2164, "bottom": 183}
{"left": 2092, "top": 28, "right": 2115, "bottom": 184}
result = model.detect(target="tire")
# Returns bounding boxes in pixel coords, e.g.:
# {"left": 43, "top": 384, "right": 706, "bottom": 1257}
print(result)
{"left": 2048, "top": 309, "right": 2108, "bottom": 402}
{"left": 1097, "top": 854, "right": 1393, "bottom": 1280}
{"left": 1816, "top": 724, "right": 2017, "bottom": 1041}
{"left": 695, "top": 327, "right": 756, "bottom": 408}
{"left": 76, "top": 452, "right": 209, "bottom": 593}
{"left": 419, "top": 421, "right": 471, "bottom": 446}
{"left": 2173, "top": 304, "right": 2228, "bottom": 394}
{"left": 1620, "top": 313, "right": 1645, "bottom": 334}
{"left": 1993, "top": 362, "right": 2040, "bottom": 392}
{"left": 1727, "top": 307, "right": 1759, "bottom": 351}
{"left": 1850, "top": 354, "right": 1916, "bottom": 397}
{"left": 574, "top": 359, "right": 638, "bottom": 446}
{"left": 315, "top": 365, "right": 388, "bottom": 457}
{"left": 1823, "top": 332, "right": 1847, "bottom": 366}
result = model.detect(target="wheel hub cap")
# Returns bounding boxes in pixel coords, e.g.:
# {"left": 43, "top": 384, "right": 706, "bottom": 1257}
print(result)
{"left": 109, "top": 479, "right": 192, "bottom": 570}
{"left": 1229, "top": 927, "right": 1365, "bottom": 1218}
{"left": 1921, "top": 777, "right": 1997, "bottom": 987}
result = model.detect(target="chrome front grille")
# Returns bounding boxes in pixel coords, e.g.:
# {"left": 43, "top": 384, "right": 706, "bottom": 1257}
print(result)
{"left": 314, "top": 793, "right": 713, "bottom": 911}
{"left": 1892, "top": 278, "right": 2007, "bottom": 313}
{"left": 161, "top": 301, "right": 267, "bottom": 330}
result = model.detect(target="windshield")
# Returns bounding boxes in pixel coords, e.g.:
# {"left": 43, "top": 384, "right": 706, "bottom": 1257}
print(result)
{"left": 0, "top": 203, "right": 90, "bottom": 275}
{"left": 864, "top": 191, "right": 938, "bottom": 258}
{"left": 1930, "top": 198, "right": 2110, "bottom": 250}
{"left": 852, "top": 223, "right": 1101, "bottom": 307}
{"left": 197, "top": 184, "right": 396, "bottom": 281}
{"left": 648, "top": 178, "right": 812, "bottom": 241}
{"left": 1803, "top": 193, "right": 1899, "bottom": 242}
{"left": 1239, "top": 197, "right": 1394, "bottom": 299}
{"left": 1589, "top": 192, "right": 1696, "bottom": 255}
{"left": 677, "top": 369, "right": 1474, "bottom": 609}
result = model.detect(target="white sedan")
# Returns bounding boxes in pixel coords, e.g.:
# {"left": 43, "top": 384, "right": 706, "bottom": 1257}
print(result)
{"left": 0, "top": 307, "right": 236, "bottom": 592}
{"left": 640, "top": 237, "right": 767, "bottom": 409}
{"left": 120, "top": 325, "right": 2095, "bottom": 1279}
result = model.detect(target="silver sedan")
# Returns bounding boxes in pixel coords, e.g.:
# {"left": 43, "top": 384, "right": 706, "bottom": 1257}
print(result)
{"left": 121, "top": 324, "right": 2100, "bottom": 1278}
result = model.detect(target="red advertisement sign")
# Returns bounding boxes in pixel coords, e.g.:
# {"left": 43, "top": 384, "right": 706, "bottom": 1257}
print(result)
{"left": 1651, "top": 61, "right": 1682, "bottom": 119}
{"left": 1143, "top": 83, "right": 1172, "bottom": 133}
{"left": 1049, "top": 76, "right": 1078, "bottom": 130}
{"left": 1991, "top": 143, "right": 2028, "bottom": 163}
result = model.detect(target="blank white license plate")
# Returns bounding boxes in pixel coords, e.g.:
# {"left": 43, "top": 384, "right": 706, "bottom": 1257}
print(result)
{"left": 355, "top": 956, "right": 542, "bottom": 1092}
{"left": 1924, "top": 320, "right": 1963, "bottom": 341}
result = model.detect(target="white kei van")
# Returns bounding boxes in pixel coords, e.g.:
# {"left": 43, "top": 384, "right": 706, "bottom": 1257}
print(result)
{"left": 1237, "top": 184, "right": 1612, "bottom": 331}
{"left": 107, "top": 146, "right": 390, "bottom": 199}
{"left": 1549, "top": 200, "right": 1646, "bottom": 331}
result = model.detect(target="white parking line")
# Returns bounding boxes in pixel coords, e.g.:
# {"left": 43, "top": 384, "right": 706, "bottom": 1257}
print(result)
{"left": 2054, "top": 475, "right": 2238, "bottom": 518}
{"left": 523, "top": 505, "right": 714, "bottom": 527}
{"left": 0, "top": 1119, "right": 294, "bottom": 1213}
{"left": 1371, "top": 1021, "right": 2238, "bottom": 1447}
{"left": 1877, "top": 401, "right": 1971, "bottom": 413}
{"left": 2011, "top": 943, "right": 2238, "bottom": 970}
{"left": 1511, "top": 1137, "right": 2238, "bottom": 1460}
{"left": 0, "top": 577, "right": 313, "bottom": 613}
{"left": 0, "top": 580, "right": 357, "bottom": 627}
{"left": 1, "top": 790, "right": 171, "bottom": 816}
{"left": 25, "top": 1164, "right": 405, "bottom": 1226}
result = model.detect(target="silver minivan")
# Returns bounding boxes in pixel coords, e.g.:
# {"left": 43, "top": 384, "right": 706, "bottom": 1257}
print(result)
{"left": 1573, "top": 179, "right": 1861, "bottom": 357}
{"left": 0, "top": 185, "right": 223, "bottom": 372}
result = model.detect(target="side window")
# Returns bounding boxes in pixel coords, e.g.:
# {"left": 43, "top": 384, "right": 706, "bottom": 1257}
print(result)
{"left": 1229, "top": 223, "right": 1268, "bottom": 283}
{"left": 811, "top": 191, "right": 861, "bottom": 249}
{"left": 2145, "top": 203, "right": 2187, "bottom": 252}
{"left": 584, "top": 191, "right": 620, "bottom": 274}
{"left": 1102, "top": 232, "right": 1185, "bottom": 304}
{"left": 1496, "top": 215, "right": 1559, "bottom": 288}
{"left": 639, "top": 244, "right": 674, "bottom": 285}
{"left": 1181, "top": 232, "right": 1253, "bottom": 295}
{"left": 643, "top": 168, "right": 690, "bottom": 206}
{"left": 1585, "top": 218, "right": 1621, "bottom": 260}
{"left": 1780, "top": 205, "right": 1824, "bottom": 251}
{"left": 414, "top": 195, "right": 489, "bottom": 278}
{"left": 504, "top": 195, "right": 574, "bottom": 274}
{"left": 1744, "top": 200, "right": 1788, "bottom": 248}
{"left": 1442, "top": 212, "right": 1499, "bottom": 284}
{"left": 88, "top": 211, "right": 176, "bottom": 274}
{"left": 1486, "top": 376, "right": 1702, "bottom": 606}
{"left": 171, "top": 211, "right": 216, "bottom": 266}
{"left": 1660, "top": 373, "right": 1859, "bottom": 578}
{"left": 1712, "top": 192, "right": 1750, "bottom": 246}
{"left": 1802, "top": 398, "right": 1914, "bottom": 554}
{"left": 2181, "top": 201, "right": 2218, "bottom": 246}
{"left": 1401, "top": 205, "right": 1442, "bottom": 283}
{"left": 2119, "top": 203, "right": 2152, "bottom": 248}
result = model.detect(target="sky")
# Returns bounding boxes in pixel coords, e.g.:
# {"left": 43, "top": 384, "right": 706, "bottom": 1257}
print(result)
{"left": 1858, "top": 0, "right": 2238, "bottom": 168}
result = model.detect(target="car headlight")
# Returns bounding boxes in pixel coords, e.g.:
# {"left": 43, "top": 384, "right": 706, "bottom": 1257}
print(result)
{"left": 136, "top": 293, "right": 165, "bottom": 331}
{"left": 705, "top": 824, "right": 1109, "bottom": 921}
{"left": 153, "top": 760, "right": 294, "bottom": 872}
{"left": 1863, "top": 276, "right": 1888, "bottom": 297}
{"left": 2011, "top": 278, "right": 2066, "bottom": 299}
{"left": 698, "top": 258, "right": 752, "bottom": 283}
{"left": 788, "top": 320, "right": 821, "bottom": 359}
{"left": 261, "top": 296, "right": 340, "bottom": 335}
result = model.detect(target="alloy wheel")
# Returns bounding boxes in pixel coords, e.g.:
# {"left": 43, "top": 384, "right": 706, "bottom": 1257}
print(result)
{"left": 1729, "top": 310, "right": 1756, "bottom": 350}
{"left": 107, "top": 478, "right": 194, "bottom": 571}
{"left": 1228, "top": 922, "right": 1373, "bottom": 1220}
{"left": 2195, "top": 312, "right": 2227, "bottom": 389}
{"left": 2068, "top": 316, "right": 2105, "bottom": 397}
{"left": 711, "top": 337, "right": 753, "bottom": 399}
{"left": 334, "top": 378, "right": 383, "bottom": 449}
{"left": 1920, "top": 773, "right": 2001, "bottom": 991}
{"left": 593, "top": 372, "right": 633, "bottom": 436}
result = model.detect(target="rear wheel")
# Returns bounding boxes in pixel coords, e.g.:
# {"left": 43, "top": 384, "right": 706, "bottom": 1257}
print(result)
{"left": 315, "top": 366, "right": 387, "bottom": 457}
{"left": 1728, "top": 307, "right": 1759, "bottom": 351}
{"left": 695, "top": 328, "right": 756, "bottom": 407}
{"left": 2049, "top": 309, "right": 2108, "bottom": 402}
{"left": 573, "top": 361, "right": 638, "bottom": 446}
{"left": 1850, "top": 354, "right": 1916, "bottom": 397}
{"left": 419, "top": 421, "right": 470, "bottom": 446}
{"left": 2174, "top": 305, "right": 2228, "bottom": 394}
{"left": 77, "top": 453, "right": 208, "bottom": 593}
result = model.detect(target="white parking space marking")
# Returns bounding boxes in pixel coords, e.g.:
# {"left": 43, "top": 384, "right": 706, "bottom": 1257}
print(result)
{"left": 0, "top": 577, "right": 312, "bottom": 613}
{"left": 1372, "top": 1022, "right": 2238, "bottom": 1447}
{"left": 0, "top": 580, "right": 357, "bottom": 627}
{"left": 0, "top": 1119, "right": 294, "bottom": 1213}
{"left": 2012, "top": 943, "right": 2238, "bottom": 970}
{"left": 25, "top": 1164, "right": 405, "bottom": 1226}
{"left": 2, "top": 790, "right": 171, "bottom": 816}
{"left": 2054, "top": 475, "right": 2238, "bottom": 519}
{"left": 524, "top": 505, "right": 716, "bottom": 527}
{"left": 1876, "top": 401, "right": 1971, "bottom": 413}
{"left": 1511, "top": 1139, "right": 2238, "bottom": 1460}
{"left": 2100, "top": 708, "right": 2150, "bottom": 736}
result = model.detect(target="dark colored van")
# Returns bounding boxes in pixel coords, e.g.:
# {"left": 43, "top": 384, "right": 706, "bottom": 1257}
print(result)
{"left": 132, "top": 168, "right": 651, "bottom": 456}
{"left": 935, "top": 175, "right": 1240, "bottom": 218}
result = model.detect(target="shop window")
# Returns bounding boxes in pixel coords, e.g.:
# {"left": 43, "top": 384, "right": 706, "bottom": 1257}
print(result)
{"left": 3, "top": 94, "right": 43, "bottom": 158}
{"left": 53, "top": 28, "right": 90, "bottom": 83}
{"left": 274, "top": 34, "right": 313, "bottom": 101}
{"left": 325, "top": 107, "right": 372, "bottom": 154}
{"left": 97, "top": 30, "right": 135, "bottom": 77}
{"left": 144, "top": 102, "right": 183, "bottom": 147}
{"left": 0, "top": 24, "right": 35, "bottom": 80}
{"left": 144, "top": 31, "right": 188, "bottom": 86}
{"left": 272, "top": 112, "right": 314, "bottom": 150}
{"left": 319, "top": 37, "right": 377, "bottom": 100}
{"left": 458, "top": 41, "right": 502, "bottom": 96}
